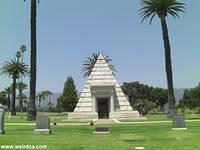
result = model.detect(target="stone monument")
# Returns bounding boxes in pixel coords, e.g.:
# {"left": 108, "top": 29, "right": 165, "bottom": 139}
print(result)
{"left": 172, "top": 114, "right": 187, "bottom": 130}
{"left": 0, "top": 104, "right": 5, "bottom": 134}
{"left": 68, "top": 53, "right": 140, "bottom": 121}
{"left": 34, "top": 114, "right": 51, "bottom": 134}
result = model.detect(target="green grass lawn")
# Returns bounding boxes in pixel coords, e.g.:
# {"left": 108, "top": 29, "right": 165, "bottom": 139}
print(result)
{"left": 1, "top": 121, "right": 200, "bottom": 150}
{"left": 1, "top": 113, "right": 200, "bottom": 150}
{"left": 4, "top": 112, "right": 200, "bottom": 123}
{"left": 4, "top": 112, "right": 68, "bottom": 123}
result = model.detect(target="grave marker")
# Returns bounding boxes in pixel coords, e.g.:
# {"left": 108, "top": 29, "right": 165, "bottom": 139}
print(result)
{"left": 34, "top": 114, "right": 51, "bottom": 134}
{"left": 0, "top": 104, "right": 5, "bottom": 134}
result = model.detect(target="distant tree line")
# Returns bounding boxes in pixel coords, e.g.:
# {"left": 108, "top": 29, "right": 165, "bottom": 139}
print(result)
{"left": 121, "top": 82, "right": 168, "bottom": 115}
{"left": 36, "top": 90, "right": 53, "bottom": 112}
{"left": 179, "top": 83, "right": 200, "bottom": 113}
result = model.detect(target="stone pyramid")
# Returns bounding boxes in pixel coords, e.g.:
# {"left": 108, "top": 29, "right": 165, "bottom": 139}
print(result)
{"left": 68, "top": 53, "right": 139, "bottom": 121}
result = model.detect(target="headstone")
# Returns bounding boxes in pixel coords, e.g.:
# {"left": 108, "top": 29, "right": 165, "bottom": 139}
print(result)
{"left": 34, "top": 114, "right": 51, "bottom": 134}
{"left": 93, "top": 127, "right": 109, "bottom": 134}
{"left": 172, "top": 114, "right": 187, "bottom": 130}
{"left": 0, "top": 104, "right": 5, "bottom": 134}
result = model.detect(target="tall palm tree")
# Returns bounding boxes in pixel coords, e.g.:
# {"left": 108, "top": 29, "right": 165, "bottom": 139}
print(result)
{"left": 4, "top": 86, "right": 12, "bottom": 111}
{"left": 36, "top": 93, "right": 41, "bottom": 111}
{"left": 1, "top": 59, "right": 29, "bottom": 115}
{"left": 22, "top": 95, "right": 28, "bottom": 111}
{"left": 15, "top": 51, "right": 22, "bottom": 61}
{"left": 40, "top": 91, "right": 48, "bottom": 112}
{"left": 37, "top": 91, "right": 47, "bottom": 111}
{"left": 38, "top": 90, "right": 53, "bottom": 112}
{"left": 139, "top": 0, "right": 185, "bottom": 116}
{"left": 82, "top": 52, "right": 116, "bottom": 77}
{"left": 45, "top": 90, "right": 53, "bottom": 112}
{"left": 16, "top": 82, "right": 28, "bottom": 112}
{"left": 20, "top": 45, "right": 26, "bottom": 63}
{"left": 20, "top": 45, "right": 26, "bottom": 81}
{"left": 24, "top": 0, "right": 39, "bottom": 120}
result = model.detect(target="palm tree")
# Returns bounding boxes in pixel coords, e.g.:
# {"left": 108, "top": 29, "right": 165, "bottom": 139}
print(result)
{"left": 16, "top": 82, "right": 28, "bottom": 112}
{"left": 36, "top": 92, "right": 45, "bottom": 111}
{"left": 47, "top": 102, "right": 54, "bottom": 112}
{"left": 20, "top": 45, "right": 26, "bottom": 81}
{"left": 45, "top": 90, "right": 53, "bottom": 112}
{"left": 24, "top": 0, "right": 39, "bottom": 120}
{"left": 15, "top": 51, "right": 22, "bottom": 61}
{"left": 4, "top": 86, "right": 12, "bottom": 111}
{"left": 20, "top": 45, "right": 26, "bottom": 63}
{"left": 38, "top": 90, "right": 53, "bottom": 112}
{"left": 139, "top": 0, "right": 185, "bottom": 116}
{"left": 82, "top": 52, "right": 116, "bottom": 77}
{"left": 40, "top": 91, "right": 48, "bottom": 112}
{"left": 36, "top": 91, "right": 47, "bottom": 112}
{"left": 1, "top": 59, "right": 29, "bottom": 115}
{"left": 23, "top": 95, "right": 28, "bottom": 111}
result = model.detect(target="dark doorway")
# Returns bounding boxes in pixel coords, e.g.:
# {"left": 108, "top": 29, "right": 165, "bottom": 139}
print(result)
{"left": 97, "top": 98, "right": 109, "bottom": 119}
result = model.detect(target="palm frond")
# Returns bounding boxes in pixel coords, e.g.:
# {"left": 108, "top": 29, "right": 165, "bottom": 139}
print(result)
{"left": 139, "top": 0, "right": 185, "bottom": 24}
{"left": 81, "top": 52, "right": 116, "bottom": 78}
{"left": 1, "top": 58, "right": 29, "bottom": 79}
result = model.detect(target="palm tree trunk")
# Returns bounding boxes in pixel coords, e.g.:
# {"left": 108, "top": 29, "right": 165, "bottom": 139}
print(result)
{"left": 48, "top": 95, "right": 51, "bottom": 112}
{"left": 19, "top": 89, "right": 23, "bottom": 112}
{"left": 7, "top": 93, "right": 11, "bottom": 111}
{"left": 160, "top": 16, "right": 176, "bottom": 116}
{"left": 27, "top": 0, "right": 37, "bottom": 120}
{"left": 12, "top": 78, "right": 16, "bottom": 116}
{"left": 38, "top": 99, "right": 41, "bottom": 111}
{"left": 21, "top": 52, "right": 24, "bottom": 82}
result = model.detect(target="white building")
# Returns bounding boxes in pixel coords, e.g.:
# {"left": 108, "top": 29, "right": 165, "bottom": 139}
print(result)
{"left": 68, "top": 53, "right": 140, "bottom": 121}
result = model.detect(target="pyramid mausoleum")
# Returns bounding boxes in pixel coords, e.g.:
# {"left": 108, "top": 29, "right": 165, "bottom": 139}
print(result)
{"left": 68, "top": 53, "right": 140, "bottom": 121}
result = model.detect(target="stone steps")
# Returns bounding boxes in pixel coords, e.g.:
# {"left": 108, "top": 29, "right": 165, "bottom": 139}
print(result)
{"left": 93, "top": 119, "right": 120, "bottom": 125}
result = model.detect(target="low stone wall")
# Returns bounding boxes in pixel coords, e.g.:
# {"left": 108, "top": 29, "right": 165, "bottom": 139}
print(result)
{"left": 67, "top": 111, "right": 144, "bottom": 121}
{"left": 68, "top": 112, "right": 98, "bottom": 121}
{"left": 109, "top": 111, "right": 141, "bottom": 120}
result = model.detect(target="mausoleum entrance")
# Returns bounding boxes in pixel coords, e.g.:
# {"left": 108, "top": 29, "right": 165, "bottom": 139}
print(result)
{"left": 97, "top": 98, "right": 109, "bottom": 119}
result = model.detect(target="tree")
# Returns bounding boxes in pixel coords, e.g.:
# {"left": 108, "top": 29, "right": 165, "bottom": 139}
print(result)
{"left": 45, "top": 90, "right": 53, "bottom": 112}
{"left": 0, "top": 91, "right": 7, "bottom": 106}
{"left": 4, "top": 86, "right": 12, "bottom": 111}
{"left": 15, "top": 51, "right": 22, "bottom": 61}
{"left": 82, "top": 52, "right": 116, "bottom": 77}
{"left": 36, "top": 92, "right": 44, "bottom": 111}
{"left": 150, "top": 88, "right": 168, "bottom": 108}
{"left": 121, "top": 81, "right": 168, "bottom": 114}
{"left": 37, "top": 91, "right": 46, "bottom": 112}
{"left": 47, "top": 102, "right": 54, "bottom": 112}
{"left": 134, "top": 98, "right": 156, "bottom": 116}
{"left": 139, "top": 0, "right": 185, "bottom": 116}
{"left": 1, "top": 59, "right": 29, "bottom": 115}
{"left": 16, "top": 82, "right": 28, "bottom": 112}
{"left": 179, "top": 84, "right": 200, "bottom": 111}
{"left": 25, "top": 0, "right": 40, "bottom": 121}
{"left": 20, "top": 45, "right": 26, "bottom": 63}
{"left": 121, "top": 82, "right": 153, "bottom": 107}
{"left": 56, "top": 96, "right": 64, "bottom": 112}
{"left": 19, "top": 45, "right": 27, "bottom": 82}
{"left": 37, "top": 90, "right": 53, "bottom": 112}
{"left": 57, "top": 76, "right": 78, "bottom": 112}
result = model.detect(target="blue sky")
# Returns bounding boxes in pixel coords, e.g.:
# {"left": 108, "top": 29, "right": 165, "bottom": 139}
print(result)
{"left": 0, "top": 0, "right": 199, "bottom": 93}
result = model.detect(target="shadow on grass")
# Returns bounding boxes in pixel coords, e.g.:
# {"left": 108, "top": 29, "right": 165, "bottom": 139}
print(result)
{"left": 188, "top": 117, "right": 200, "bottom": 120}
{"left": 124, "top": 137, "right": 176, "bottom": 143}
{"left": 123, "top": 138, "right": 146, "bottom": 143}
